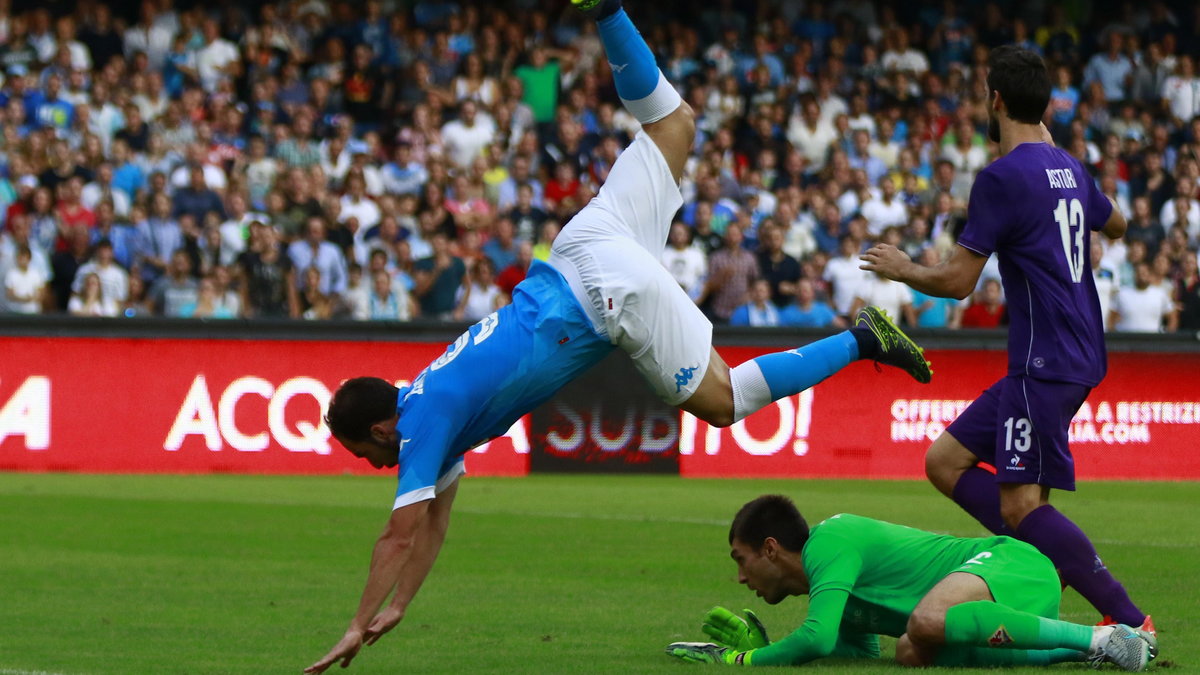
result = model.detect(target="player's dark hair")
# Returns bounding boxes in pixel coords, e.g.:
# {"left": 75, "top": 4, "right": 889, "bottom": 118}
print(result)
{"left": 729, "top": 495, "right": 809, "bottom": 552}
{"left": 986, "top": 45, "right": 1051, "bottom": 124}
{"left": 325, "top": 377, "right": 400, "bottom": 442}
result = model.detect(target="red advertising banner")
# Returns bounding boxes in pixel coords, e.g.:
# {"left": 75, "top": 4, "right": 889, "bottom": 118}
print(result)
{"left": 1, "top": 336, "right": 1198, "bottom": 480}
{"left": 0, "top": 337, "right": 527, "bottom": 476}
{"left": 680, "top": 347, "right": 1200, "bottom": 481}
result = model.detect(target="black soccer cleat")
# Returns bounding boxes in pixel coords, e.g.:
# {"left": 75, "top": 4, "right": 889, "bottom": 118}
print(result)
{"left": 570, "top": 0, "right": 622, "bottom": 19}
{"left": 854, "top": 306, "right": 933, "bottom": 384}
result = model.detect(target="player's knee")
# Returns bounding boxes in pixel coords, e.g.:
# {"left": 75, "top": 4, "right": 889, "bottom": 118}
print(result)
{"left": 905, "top": 608, "right": 945, "bottom": 647}
{"left": 675, "top": 100, "right": 696, "bottom": 135}
{"left": 646, "top": 101, "right": 695, "bottom": 141}
{"left": 923, "top": 448, "right": 956, "bottom": 494}
{"left": 695, "top": 402, "right": 734, "bottom": 428}
{"left": 894, "top": 635, "right": 921, "bottom": 667}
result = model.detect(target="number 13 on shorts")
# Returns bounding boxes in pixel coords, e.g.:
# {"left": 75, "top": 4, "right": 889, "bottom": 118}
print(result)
{"left": 1003, "top": 417, "right": 1032, "bottom": 453}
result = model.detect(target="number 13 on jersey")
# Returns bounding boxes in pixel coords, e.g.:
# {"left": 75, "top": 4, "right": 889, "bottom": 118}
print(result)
{"left": 1054, "top": 198, "right": 1086, "bottom": 284}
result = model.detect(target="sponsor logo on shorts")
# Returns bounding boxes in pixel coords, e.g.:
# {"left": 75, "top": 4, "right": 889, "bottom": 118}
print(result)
{"left": 988, "top": 626, "right": 1014, "bottom": 647}
{"left": 1009, "top": 455, "right": 1026, "bottom": 470}
{"left": 674, "top": 365, "right": 699, "bottom": 393}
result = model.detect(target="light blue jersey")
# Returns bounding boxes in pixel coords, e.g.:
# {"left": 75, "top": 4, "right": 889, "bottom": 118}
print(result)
{"left": 392, "top": 261, "right": 614, "bottom": 507}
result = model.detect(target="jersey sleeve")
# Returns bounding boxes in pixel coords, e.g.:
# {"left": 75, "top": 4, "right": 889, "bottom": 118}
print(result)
{"left": 958, "top": 170, "right": 1006, "bottom": 257}
{"left": 1079, "top": 160, "right": 1114, "bottom": 232}
{"left": 744, "top": 532, "right": 865, "bottom": 666}
{"left": 393, "top": 413, "right": 456, "bottom": 510}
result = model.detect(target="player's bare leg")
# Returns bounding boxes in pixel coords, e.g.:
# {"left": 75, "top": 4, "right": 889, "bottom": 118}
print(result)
{"left": 641, "top": 104, "right": 695, "bottom": 184}
{"left": 679, "top": 348, "right": 734, "bottom": 427}
{"left": 897, "top": 572, "right": 993, "bottom": 666}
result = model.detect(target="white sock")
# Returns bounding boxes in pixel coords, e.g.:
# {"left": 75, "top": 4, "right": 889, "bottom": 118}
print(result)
{"left": 730, "top": 361, "right": 773, "bottom": 423}
{"left": 1089, "top": 626, "right": 1114, "bottom": 655}
{"left": 620, "top": 71, "right": 682, "bottom": 125}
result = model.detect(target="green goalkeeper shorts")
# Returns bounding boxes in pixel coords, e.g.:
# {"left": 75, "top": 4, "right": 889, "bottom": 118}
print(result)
{"left": 952, "top": 538, "right": 1061, "bottom": 620}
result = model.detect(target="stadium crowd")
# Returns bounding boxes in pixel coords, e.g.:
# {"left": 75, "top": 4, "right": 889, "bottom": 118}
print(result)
{"left": 0, "top": 0, "right": 1198, "bottom": 333}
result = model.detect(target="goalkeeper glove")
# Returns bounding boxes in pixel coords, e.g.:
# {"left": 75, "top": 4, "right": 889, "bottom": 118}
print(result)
{"left": 665, "top": 642, "right": 750, "bottom": 665}
{"left": 702, "top": 606, "right": 770, "bottom": 651}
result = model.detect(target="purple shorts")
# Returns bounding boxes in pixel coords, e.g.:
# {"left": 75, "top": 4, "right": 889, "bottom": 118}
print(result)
{"left": 946, "top": 375, "right": 1090, "bottom": 491}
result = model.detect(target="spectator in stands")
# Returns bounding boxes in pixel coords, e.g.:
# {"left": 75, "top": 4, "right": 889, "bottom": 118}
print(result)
{"left": 908, "top": 247, "right": 963, "bottom": 329}
{"left": 454, "top": 256, "right": 504, "bottom": 322}
{"left": 289, "top": 217, "right": 348, "bottom": 299}
{"left": 860, "top": 176, "right": 909, "bottom": 237}
{"left": 300, "top": 266, "right": 337, "bottom": 320}
{"left": 413, "top": 232, "right": 465, "bottom": 320}
{"left": 173, "top": 165, "right": 225, "bottom": 223}
{"left": 851, "top": 270, "right": 916, "bottom": 328}
{"left": 240, "top": 224, "right": 297, "bottom": 319}
{"left": 496, "top": 239, "right": 532, "bottom": 300}
{"left": 441, "top": 100, "right": 496, "bottom": 170}
{"left": 365, "top": 267, "right": 409, "bottom": 321}
{"left": 1111, "top": 261, "right": 1177, "bottom": 333}
{"left": 482, "top": 216, "right": 519, "bottom": 272}
{"left": 778, "top": 277, "right": 841, "bottom": 329}
{"left": 138, "top": 192, "right": 182, "bottom": 282}
{"left": 699, "top": 222, "right": 757, "bottom": 324}
{"left": 67, "top": 271, "right": 117, "bottom": 317}
{"left": 661, "top": 220, "right": 707, "bottom": 302}
{"left": 755, "top": 222, "right": 800, "bottom": 308}
{"left": 0, "top": 215, "right": 52, "bottom": 296}
{"left": 180, "top": 274, "right": 235, "bottom": 319}
{"left": 729, "top": 279, "right": 781, "bottom": 327}
{"left": 960, "top": 278, "right": 1006, "bottom": 329}
{"left": 1083, "top": 31, "right": 1133, "bottom": 103}
{"left": 504, "top": 182, "right": 548, "bottom": 244}
{"left": 532, "top": 220, "right": 559, "bottom": 262}
{"left": 1176, "top": 249, "right": 1200, "bottom": 332}
{"left": 1161, "top": 55, "right": 1200, "bottom": 128}
{"left": 49, "top": 226, "right": 92, "bottom": 312}
{"left": 71, "top": 239, "right": 128, "bottom": 306}
{"left": 3, "top": 245, "right": 46, "bottom": 315}
{"left": 151, "top": 249, "right": 199, "bottom": 318}
{"left": 823, "top": 234, "right": 870, "bottom": 320}
{"left": 382, "top": 141, "right": 428, "bottom": 197}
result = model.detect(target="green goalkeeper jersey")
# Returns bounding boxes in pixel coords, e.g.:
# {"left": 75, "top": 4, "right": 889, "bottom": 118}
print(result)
{"left": 747, "top": 513, "right": 1011, "bottom": 666}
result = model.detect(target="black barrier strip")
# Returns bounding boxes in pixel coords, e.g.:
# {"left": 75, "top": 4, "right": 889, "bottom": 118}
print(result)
{"left": 0, "top": 314, "right": 1197, "bottom": 352}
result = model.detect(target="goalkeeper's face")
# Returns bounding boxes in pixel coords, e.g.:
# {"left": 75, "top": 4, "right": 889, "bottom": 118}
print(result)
{"left": 730, "top": 538, "right": 788, "bottom": 605}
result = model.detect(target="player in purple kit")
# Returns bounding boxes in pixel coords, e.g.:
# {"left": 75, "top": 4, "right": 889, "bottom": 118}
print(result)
{"left": 861, "top": 45, "right": 1156, "bottom": 644}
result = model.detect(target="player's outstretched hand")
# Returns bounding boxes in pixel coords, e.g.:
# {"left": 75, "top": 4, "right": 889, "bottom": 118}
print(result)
{"left": 859, "top": 244, "right": 911, "bottom": 280}
{"left": 665, "top": 642, "right": 742, "bottom": 665}
{"left": 702, "top": 606, "right": 769, "bottom": 651}
{"left": 304, "top": 629, "right": 364, "bottom": 674}
{"left": 364, "top": 606, "right": 404, "bottom": 645}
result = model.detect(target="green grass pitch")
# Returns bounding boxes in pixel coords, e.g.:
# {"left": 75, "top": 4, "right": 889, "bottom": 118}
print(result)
{"left": 0, "top": 473, "right": 1194, "bottom": 674}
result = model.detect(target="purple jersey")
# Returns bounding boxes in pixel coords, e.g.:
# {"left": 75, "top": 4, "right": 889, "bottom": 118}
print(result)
{"left": 958, "top": 143, "right": 1112, "bottom": 387}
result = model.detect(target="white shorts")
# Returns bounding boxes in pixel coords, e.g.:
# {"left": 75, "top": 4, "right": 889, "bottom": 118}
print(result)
{"left": 548, "top": 131, "right": 713, "bottom": 406}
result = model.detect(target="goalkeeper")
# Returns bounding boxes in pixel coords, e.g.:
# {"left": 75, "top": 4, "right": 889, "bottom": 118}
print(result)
{"left": 667, "top": 495, "right": 1157, "bottom": 670}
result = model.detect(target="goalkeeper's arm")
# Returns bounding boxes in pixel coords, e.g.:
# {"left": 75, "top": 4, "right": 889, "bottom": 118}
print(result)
{"left": 737, "top": 589, "right": 850, "bottom": 665}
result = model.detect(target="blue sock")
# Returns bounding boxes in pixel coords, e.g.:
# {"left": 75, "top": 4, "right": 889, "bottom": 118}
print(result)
{"left": 752, "top": 332, "right": 859, "bottom": 400}
{"left": 596, "top": 8, "right": 660, "bottom": 101}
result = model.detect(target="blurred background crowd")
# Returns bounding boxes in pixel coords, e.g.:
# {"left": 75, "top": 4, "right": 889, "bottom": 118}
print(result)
{"left": 0, "top": 0, "right": 1198, "bottom": 333}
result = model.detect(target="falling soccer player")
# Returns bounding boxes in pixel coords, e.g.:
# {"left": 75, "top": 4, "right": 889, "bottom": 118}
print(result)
{"left": 304, "top": 1, "right": 932, "bottom": 672}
